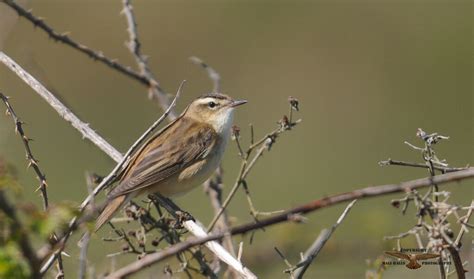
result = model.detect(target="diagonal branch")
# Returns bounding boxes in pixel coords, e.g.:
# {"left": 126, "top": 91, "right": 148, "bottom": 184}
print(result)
{"left": 0, "top": 93, "right": 49, "bottom": 209}
{"left": 230, "top": 167, "right": 474, "bottom": 235}
{"left": 293, "top": 199, "right": 357, "bottom": 278}
{"left": 107, "top": 168, "right": 474, "bottom": 278}
{"left": 0, "top": 51, "right": 122, "bottom": 162}
{"left": 190, "top": 56, "right": 221, "bottom": 93}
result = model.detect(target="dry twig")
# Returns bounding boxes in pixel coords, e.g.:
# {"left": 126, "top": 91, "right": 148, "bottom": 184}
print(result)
{"left": 293, "top": 199, "right": 357, "bottom": 278}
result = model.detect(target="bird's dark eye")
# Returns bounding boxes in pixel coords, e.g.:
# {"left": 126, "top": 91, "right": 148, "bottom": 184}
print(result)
{"left": 208, "top": 101, "right": 217, "bottom": 108}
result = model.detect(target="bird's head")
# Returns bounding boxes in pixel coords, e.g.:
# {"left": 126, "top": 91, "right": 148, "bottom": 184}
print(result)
{"left": 185, "top": 93, "right": 247, "bottom": 134}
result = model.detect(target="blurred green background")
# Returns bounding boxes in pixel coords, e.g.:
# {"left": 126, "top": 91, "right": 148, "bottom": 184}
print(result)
{"left": 0, "top": 0, "right": 472, "bottom": 278}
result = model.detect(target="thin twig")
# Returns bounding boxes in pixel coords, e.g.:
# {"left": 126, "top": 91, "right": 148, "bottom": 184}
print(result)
{"left": 121, "top": 0, "right": 176, "bottom": 119}
{"left": 379, "top": 159, "right": 467, "bottom": 173}
{"left": 189, "top": 56, "right": 221, "bottom": 93}
{"left": 293, "top": 200, "right": 357, "bottom": 278}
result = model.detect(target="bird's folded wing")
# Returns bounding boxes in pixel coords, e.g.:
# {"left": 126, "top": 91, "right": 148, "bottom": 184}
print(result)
{"left": 107, "top": 121, "right": 217, "bottom": 198}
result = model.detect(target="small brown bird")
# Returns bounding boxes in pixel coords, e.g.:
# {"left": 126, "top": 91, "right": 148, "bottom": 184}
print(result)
{"left": 385, "top": 251, "right": 440, "bottom": 269}
{"left": 94, "top": 93, "right": 247, "bottom": 231}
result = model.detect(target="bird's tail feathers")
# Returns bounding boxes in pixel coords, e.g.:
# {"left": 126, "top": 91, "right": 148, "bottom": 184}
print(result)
{"left": 94, "top": 195, "right": 127, "bottom": 232}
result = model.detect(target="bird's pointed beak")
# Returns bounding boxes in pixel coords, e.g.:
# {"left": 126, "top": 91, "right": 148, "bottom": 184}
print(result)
{"left": 230, "top": 99, "right": 247, "bottom": 107}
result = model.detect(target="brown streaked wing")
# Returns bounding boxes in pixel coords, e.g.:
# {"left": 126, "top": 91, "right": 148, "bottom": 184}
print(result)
{"left": 108, "top": 118, "right": 217, "bottom": 198}
{"left": 385, "top": 251, "right": 410, "bottom": 260}
{"left": 117, "top": 110, "right": 186, "bottom": 181}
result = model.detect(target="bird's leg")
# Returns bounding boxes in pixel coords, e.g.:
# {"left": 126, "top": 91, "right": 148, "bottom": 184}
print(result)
{"left": 148, "top": 194, "right": 195, "bottom": 224}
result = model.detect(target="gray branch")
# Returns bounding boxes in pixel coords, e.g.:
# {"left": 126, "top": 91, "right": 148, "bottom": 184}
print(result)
{"left": 294, "top": 199, "right": 357, "bottom": 278}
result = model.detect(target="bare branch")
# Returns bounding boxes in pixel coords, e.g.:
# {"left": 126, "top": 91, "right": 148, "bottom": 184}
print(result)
{"left": 230, "top": 168, "right": 474, "bottom": 236}
{"left": 293, "top": 200, "right": 357, "bottom": 278}
{"left": 190, "top": 56, "right": 221, "bottom": 93}
{"left": 379, "top": 159, "right": 467, "bottom": 173}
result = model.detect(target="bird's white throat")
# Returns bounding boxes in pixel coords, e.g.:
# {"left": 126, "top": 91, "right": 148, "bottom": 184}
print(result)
{"left": 210, "top": 108, "right": 234, "bottom": 139}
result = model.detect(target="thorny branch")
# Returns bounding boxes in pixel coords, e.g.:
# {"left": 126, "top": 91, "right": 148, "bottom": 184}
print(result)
{"left": 0, "top": 93, "right": 49, "bottom": 209}
{"left": 0, "top": 92, "right": 65, "bottom": 278}
{"left": 1, "top": 0, "right": 175, "bottom": 117}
